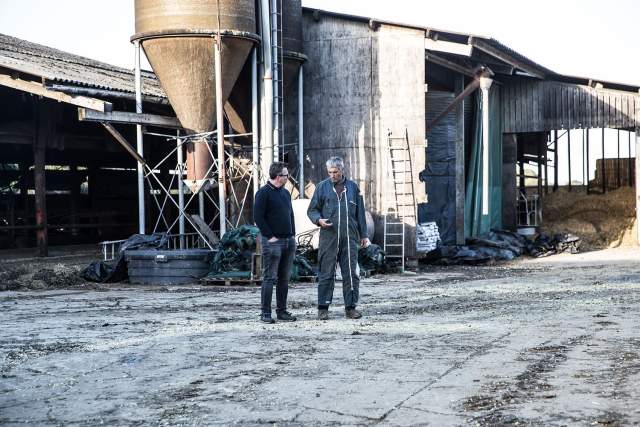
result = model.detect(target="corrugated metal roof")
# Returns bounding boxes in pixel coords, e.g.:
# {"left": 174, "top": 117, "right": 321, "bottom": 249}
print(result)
{"left": 0, "top": 33, "right": 166, "bottom": 98}
{"left": 302, "top": 8, "right": 552, "bottom": 75}
{"left": 303, "top": 7, "right": 640, "bottom": 92}
{"left": 482, "top": 38, "right": 554, "bottom": 77}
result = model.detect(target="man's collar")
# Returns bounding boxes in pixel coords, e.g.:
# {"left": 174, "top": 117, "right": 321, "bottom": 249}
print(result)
{"left": 333, "top": 176, "right": 346, "bottom": 185}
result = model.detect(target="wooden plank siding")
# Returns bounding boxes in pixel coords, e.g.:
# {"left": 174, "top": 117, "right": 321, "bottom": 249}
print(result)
{"left": 501, "top": 78, "right": 640, "bottom": 132}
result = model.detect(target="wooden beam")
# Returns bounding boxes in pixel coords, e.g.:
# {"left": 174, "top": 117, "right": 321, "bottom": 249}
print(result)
{"left": 101, "top": 123, "right": 147, "bottom": 166}
{"left": 469, "top": 38, "right": 545, "bottom": 79}
{"left": 33, "top": 101, "right": 48, "bottom": 256}
{"left": 0, "top": 73, "right": 112, "bottom": 112}
{"left": 78, "top": 108, "right": 182, "bottom": 129}
{"left": 426, "top": 78, "right": 480, "bottom": 131}
{"left": 424, "top": 38, "right": 473, "bottom": 57}
{"left": 454, "top": 75, "right": 465, "bottom": 244}
{"left": 426, "top": 53, "right": 476, "bottom": 78}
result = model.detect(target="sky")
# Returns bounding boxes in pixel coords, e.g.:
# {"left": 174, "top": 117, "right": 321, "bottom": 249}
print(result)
{"left": 0, "top": 0, "right": 638, "bottom": 184}
{"left": 1, "top": 0, "right": 637, "bottom": 85}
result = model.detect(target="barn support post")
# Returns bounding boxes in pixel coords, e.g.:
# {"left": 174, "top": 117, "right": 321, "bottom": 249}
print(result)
{"left": 602, "top": 128, "right": 607, "bottom": 193}
{"left": 33, "top": 101, "right": 49, "bottom": 256}
{"left": 544, "top": 133, "right": 549, "bottom": 194}
{"left": 537, "top": 137, "right": 543, "bottom": 197}
{"left": 567, "top": 130, "right": 572, "bottom": 191}
{"left": 134, "top": 39, "right": 145, "bottom": 234}
{"left": 586, "top": 129, "right": 590, "bottom": 194}
{"left": 636, "top": 128, "right": 640, "bottom": 244}
{"left": 582, "top": 129, "right": 586, "bottom": 187}
{"left": 617, "top": 129, "right": 621, "bottom": 188}
{"left": 553, "top": 130, "right": 559, "bottom": 192}
{"left": 629, "top": 131, "right": 633, "bottom": 186}
{"left": 455, "top": 74, "right": 465, "bottom": 244}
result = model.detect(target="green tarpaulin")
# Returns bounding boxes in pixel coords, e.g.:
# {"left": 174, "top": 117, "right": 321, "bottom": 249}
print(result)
{"left": 465, "top": 86, "right": 503, "bottom": 237}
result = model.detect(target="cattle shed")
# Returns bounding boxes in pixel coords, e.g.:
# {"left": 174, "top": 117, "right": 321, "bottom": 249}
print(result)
{"left": 1, "top": 7, "right": 640, "bottom": 257}
{"left": 0, "top": 33, "right": 178, "bottom": 254}
{"left": 299, "top": 8, "right": 640, "bottom": 251}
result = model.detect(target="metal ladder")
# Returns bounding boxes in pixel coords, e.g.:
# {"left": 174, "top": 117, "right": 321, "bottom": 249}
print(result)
{"left": 383, "top": 129, "right": 416, "bottom": 272}
{"left": 270, "top": 0, "right": 284, "bottom": 161}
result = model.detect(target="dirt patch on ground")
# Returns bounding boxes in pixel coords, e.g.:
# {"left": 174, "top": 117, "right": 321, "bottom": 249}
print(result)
{"left": 542, "top": 187, "right": 636, "bottom": 250}
{"left": 0, "top": 262, "right": 85, "bottom": 291}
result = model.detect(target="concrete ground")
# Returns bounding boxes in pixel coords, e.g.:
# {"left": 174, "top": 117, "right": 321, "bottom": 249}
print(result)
{"left": 1, "top": 248, "right": 640, "bottom": 426}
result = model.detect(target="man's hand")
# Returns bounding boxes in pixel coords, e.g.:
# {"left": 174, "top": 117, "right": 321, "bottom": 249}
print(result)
{"left": 268, "top": 236, "right": 279, "bottom": 243}
{"left": 318, "top": 219, "right": 333, "bottom": 228}
{"left": 360, "top": 238, "right": 371, "bottom": 248}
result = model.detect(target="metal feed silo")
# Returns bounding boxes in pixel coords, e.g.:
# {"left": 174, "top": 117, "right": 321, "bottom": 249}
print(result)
{"left": 132, "top": 0, "right": 259, "bottom": 192}
{"left": 282, "top": 0, "right": 306, "bottom": 90}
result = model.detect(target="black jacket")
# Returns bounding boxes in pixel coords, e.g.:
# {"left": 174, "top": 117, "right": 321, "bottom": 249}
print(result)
{"left": 253, "top": 182, "right": 296, "bottom": 239}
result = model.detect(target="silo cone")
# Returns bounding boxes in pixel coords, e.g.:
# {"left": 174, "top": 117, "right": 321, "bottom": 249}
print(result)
{"left": 132, "top": 0, "right": 259, "bottom": 193}
{"left": 226, "top": 0, "right": 306, "bottom": 138}
{"left": 282, "top": 0, "right": 306, "bottom": 91}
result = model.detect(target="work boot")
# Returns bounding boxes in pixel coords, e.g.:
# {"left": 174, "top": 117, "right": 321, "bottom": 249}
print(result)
{"left": 317, "top": 309, "right": 329, "bottom": 321}
{"left": 276, "top": 311, "right": 297, "bottom": 322}
{"left": 260, "top": 313, "right": 275, "bottom": 324}
{"left": 345, "top": 308, "right": 362, "bottom": 319}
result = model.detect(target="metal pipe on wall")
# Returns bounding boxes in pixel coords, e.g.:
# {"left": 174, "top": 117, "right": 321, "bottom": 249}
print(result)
{"left": 260, "top": 0, "right": 274, "bottom": 166}
{"left": 252, "top": 48, "right": 260, "bottom": 194}
{"left": 215, "top": 36, "right": 227, "bottom": 236}
{"left": 134, "top": 40, "right": 145, "bottom": 234}
{"left": 270, "top": 0, "right": 281, "bottom": 161}
{"left": 479, "top": 76, "right": 493, "bottom": 216}
{"left": 298, "top": 64, "right": 304, "bottom": 198}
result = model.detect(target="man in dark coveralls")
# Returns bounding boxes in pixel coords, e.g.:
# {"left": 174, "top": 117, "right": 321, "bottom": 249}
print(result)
{"left": 307, "top": 157, "right": 370, "bottom": 320}
{"left": 253, "top": 162, "right": 297, "bottom": 324}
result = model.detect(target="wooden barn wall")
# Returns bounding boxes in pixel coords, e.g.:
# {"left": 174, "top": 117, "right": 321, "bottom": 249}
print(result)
{"left": 501, "top": 77, "right": 640, "bottom": 133}
{"left": 302, "top": 12, "right": 426, "bottom": 253}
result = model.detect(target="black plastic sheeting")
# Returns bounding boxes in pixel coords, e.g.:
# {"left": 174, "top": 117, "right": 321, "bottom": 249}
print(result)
{"left": 425, "top": 230, "right": 582, "bottom": 265}
{"left": 358, "top": 243, "right": 388, "bottom": 273}
{"left": 82, "top": 233, "right": 169, "bottom": 282}
{"left": 420, "top": 91, "right": 458, "bottom": 245}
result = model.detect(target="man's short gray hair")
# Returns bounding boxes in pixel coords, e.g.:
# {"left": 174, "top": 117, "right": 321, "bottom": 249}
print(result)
{"left": 325, "top": 156, "right": 344, "bottom": 170}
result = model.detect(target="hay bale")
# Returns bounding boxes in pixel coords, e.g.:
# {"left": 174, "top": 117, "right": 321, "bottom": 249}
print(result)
{"left": 541, "top": 187, "right": 636, "bottom": 250}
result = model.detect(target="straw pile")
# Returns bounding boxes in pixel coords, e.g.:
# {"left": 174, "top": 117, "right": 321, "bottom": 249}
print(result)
{"left": 541, "top": 186, "right": 636, "bottom": 250}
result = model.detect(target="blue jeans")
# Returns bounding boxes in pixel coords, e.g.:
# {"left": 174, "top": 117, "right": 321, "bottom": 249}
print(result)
{"left": 260, "top": 236, "right": 296, "bottom": 315}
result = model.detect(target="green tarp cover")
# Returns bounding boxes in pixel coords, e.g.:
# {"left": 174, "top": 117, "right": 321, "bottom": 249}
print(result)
{"left": 465, "top": 86, "right": 503, "bottom": 237}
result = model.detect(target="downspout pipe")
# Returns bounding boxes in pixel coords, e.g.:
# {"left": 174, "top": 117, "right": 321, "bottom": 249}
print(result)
{"left": 298, "top": 64, "right": 304, "bottom": 198}
{"left": 479, "top": 75, "right": 493, "bottom": 216}
{"left": 259, "top": 0, "right": 274, "bottom": 167}
{"left": 252, "top": 47, "right": 260, "bottom": 194}
{"left": 215, "top": 36, "right": 227, "bottom": 236}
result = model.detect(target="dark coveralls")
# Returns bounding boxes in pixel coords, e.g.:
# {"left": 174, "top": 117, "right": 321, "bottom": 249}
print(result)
{"left": 307, "top": 177, "right": 368, "bottom": 309}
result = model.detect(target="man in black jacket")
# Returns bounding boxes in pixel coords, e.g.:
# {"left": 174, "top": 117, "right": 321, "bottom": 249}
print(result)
{"left": 253, "top": 162, "right": 297, "bottom": 323}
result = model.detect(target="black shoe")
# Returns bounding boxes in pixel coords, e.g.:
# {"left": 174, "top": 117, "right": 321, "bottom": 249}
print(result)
{"left": 318, "top": 309, "right": 329, "bottom": 321}
{"left": 345, "top": 308, "right": 362, "bottom": 319}
{"left": 276, "top": 311, "right": 297, "bottom": 322}
{"left": 260, "top": 313, "right": 275, "bottom": 324}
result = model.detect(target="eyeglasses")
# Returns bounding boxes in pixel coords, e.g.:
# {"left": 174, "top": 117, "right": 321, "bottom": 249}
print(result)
{"left": 278, "top": 174, "right": 289, "bottom": 177}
